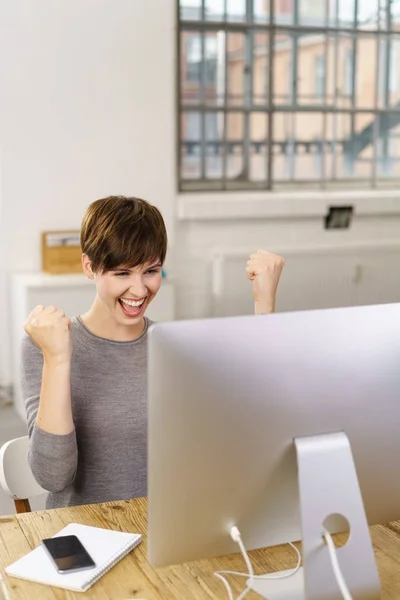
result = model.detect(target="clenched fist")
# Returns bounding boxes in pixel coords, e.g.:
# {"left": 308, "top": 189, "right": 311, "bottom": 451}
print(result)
{"left": 24, "top": 305, "right": 72, "bottom": 363}
{"left": 246, "top": 249, "right": 285, "bottom": 314}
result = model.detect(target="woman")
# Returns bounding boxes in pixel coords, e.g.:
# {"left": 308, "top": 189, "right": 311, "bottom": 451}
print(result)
{"left": 22, "top": 195, "right": 285, "bottom": 508}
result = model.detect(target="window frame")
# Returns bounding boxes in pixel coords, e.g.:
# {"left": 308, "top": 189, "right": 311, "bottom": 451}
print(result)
{"left": 177, "top": 0, "right": 400, "bottom": 192}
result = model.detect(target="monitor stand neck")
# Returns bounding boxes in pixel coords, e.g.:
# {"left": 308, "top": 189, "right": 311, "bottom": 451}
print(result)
{"left": 248, "top": 432, "right": 381, "bottom": 600}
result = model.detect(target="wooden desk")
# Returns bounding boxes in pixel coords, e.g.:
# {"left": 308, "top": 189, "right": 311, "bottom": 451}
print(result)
{"left": 1, "top": 498, "right": 400, "bottom": 599}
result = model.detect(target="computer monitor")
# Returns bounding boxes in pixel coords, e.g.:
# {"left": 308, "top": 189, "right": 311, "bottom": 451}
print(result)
{"left": 147, "top": 303, "right": 400, "bottom": 600}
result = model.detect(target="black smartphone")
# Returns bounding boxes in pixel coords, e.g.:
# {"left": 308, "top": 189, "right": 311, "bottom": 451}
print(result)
{"left": 41, "top": 535, "right": 96, "bottom": 574}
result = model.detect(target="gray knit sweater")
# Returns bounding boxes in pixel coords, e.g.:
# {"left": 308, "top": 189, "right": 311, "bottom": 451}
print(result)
{"left": 21, "top": 316, "right": 151, "bottom": 508}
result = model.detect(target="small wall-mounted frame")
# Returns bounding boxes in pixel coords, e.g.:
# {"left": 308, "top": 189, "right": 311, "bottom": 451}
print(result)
{"left": 324, "top": 206, "right": 354, "bottom": 230}
{"left": 41, "top": 231, "right": 82, "bottom": 274}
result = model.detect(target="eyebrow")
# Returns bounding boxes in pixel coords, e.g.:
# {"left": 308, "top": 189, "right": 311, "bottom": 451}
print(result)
{"left": 111, "top": 262, "right": 162, "bottom": 272}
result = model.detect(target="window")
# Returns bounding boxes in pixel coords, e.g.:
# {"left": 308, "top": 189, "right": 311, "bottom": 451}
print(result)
{"left": 178, "top": 0, "right": 400, "bottom": 191}
{"left": 314, "top": 54, "right": 325, "bottom": 100}
{"left": 389, "top": 42, "right": 399, "bottom": 94}
{"left": 186, "top": 35, "right": 218, "bottom": 85}
{"left": 343, "top": 49, "right": 353, "bottom": 97}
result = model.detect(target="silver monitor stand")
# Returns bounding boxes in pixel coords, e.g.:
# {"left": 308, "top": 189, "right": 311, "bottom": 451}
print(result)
{"left": 250, "top": 432, "right": 379, "bottom": 599}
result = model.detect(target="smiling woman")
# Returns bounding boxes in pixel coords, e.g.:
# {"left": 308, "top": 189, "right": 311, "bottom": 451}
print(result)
{"left": 20, "top": 195, "right": 285, "bottom": 510}
{"left": 21, "top": 196, "right": 168, "bottom": 509}
{"left": 78, "top": 196, "right": 167, "bottom": 341}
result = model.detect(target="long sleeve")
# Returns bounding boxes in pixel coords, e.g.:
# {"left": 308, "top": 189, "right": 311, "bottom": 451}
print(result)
{"left": 21, "top": 335, "right": 78, "bottom": 493}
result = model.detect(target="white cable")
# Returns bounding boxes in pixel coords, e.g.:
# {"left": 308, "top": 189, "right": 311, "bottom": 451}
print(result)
{"left": 214, "top": 526, "right": 302, "bottom": 600}
{"left": 214, "top": 573, "right": 235, "bottom": 600}
{"left": 323, "top": 530, "right": 353, "bottom": 600}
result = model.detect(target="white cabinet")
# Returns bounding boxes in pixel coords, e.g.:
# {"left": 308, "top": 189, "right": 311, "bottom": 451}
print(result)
{"left": 10, "top": 273, "right": 175, "bottom": 421}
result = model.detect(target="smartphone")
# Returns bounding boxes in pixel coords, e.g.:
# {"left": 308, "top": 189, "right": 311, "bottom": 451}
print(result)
{"left": 41, "top": 535, "right": 96, "bottom": 574}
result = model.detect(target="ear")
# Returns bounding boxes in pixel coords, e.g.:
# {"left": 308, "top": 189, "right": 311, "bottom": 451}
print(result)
{"left": 82, "top": 254, "right": 95, "bottom": 279}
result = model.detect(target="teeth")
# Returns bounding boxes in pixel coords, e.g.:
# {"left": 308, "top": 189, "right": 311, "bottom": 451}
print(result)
{"left": 120, "top": 298, "right": 145, "bottom": 308}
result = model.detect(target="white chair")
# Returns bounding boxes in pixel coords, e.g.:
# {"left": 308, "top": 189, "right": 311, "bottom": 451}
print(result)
{"left": 0, "top": 436, "right": 45, "bottom": 513}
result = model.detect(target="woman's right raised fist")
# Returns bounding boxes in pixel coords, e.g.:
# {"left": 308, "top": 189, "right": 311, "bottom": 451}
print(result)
{"left": 24, "top": 305, "right": 72, "bottom": 362}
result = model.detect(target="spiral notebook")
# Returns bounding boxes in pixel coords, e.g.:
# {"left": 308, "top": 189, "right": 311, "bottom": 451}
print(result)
{"left": 5, "top": 522, "right": 142, "bottom": 593}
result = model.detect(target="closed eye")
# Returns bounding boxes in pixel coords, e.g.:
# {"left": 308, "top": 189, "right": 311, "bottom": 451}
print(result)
{"left": 115, "top": 271, "right": 130, "bottom": 277}
{"left": 146, "top": 268, "right": 161, "bottom": 275}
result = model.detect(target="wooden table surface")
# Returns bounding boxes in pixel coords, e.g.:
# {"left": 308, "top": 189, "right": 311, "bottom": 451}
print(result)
{"left": 1, "top": 498, "right": 400, "bottom": 599}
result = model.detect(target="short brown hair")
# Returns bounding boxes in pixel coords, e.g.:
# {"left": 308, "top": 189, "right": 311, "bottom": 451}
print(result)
{"left": 80, "top": 196, "right": 167, "bottom": 273}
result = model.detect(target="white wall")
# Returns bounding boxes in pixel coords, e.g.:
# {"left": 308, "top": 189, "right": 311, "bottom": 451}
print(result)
{"left": 1, "top": 0, "right": 400, "bottom": 388}
{"left": 0, "top": 0, "right": 175, "bottom": 384}
{"left": 173, "top": 209, "right": 400, "bottom": 321}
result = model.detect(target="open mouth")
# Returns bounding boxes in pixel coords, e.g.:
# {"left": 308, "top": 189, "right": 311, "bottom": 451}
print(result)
{"left": 118, "top": 297, "right": 146, "bottom": 318}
